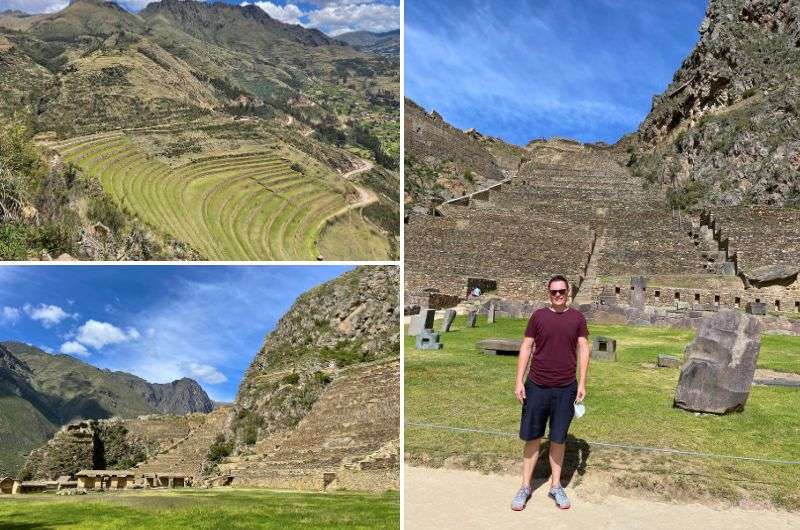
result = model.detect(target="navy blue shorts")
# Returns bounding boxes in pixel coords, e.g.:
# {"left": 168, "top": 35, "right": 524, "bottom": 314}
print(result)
{"left": 519, "top": 378, "right": 577, "bottom": 444}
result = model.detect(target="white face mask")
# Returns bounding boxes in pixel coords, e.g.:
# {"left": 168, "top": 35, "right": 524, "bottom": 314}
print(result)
{"left": 574, "top": 401, "right": 585, "bottom": 419}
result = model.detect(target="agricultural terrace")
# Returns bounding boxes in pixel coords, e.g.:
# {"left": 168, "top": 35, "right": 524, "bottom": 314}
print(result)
{"left": 0, "top": 488, "right": 399, "bottom": 529}
{"left": 49, "top": 131, "right": 388, "bottom": 261}
{"left": 405, "top": 316, "right": 800, "bottom": 510}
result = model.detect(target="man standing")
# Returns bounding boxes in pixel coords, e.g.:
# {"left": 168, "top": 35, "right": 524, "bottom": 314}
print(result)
{"left": 511, "top": 275, "right": 590, "bottom": 511}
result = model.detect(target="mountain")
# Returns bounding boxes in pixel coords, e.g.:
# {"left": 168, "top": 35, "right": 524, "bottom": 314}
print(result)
{"left": 0, "top": 0, "right": 399, "bottom": 261}
{"left": 233, "top": 265, "right": 399, "bottom": 445}
{"left": 630, "top": 0, "right": 800, "bottom": 207}
{"left": 404, "top": 97, "right": 523, "bottom": 211}
{"left": 337, "top": 29, "right": 399, "bottom": 56}
{"left": 0, "top": 341, "right": 212, "bottom": 476}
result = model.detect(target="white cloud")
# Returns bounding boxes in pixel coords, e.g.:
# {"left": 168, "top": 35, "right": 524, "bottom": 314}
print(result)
{"left": 0, "top": 1, "right": 68, "bottom": 14}
{"left": 60, "top": 341, "right": 90, "bottom": 357}
{"left": 76, "top": 320, "right": 140, "bottom": 349}
{"left": 241, "top": 1, "right": 303, "bottom": 25}
{"left": 23, "top": 303, "right": 74, "bottom": 328}
{"left": 182, "top": 362, "right": 228, "bottom": 384}
{"left": 307, "top": 2, "right": 399, "bottom": 35}
{"left": 2, "top": 306, "right": 20, "bottom": 324}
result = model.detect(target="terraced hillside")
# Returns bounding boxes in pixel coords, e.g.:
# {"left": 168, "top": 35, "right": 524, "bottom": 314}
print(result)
{"left": 50, "top": 132, "right": 388, "bottom": 260}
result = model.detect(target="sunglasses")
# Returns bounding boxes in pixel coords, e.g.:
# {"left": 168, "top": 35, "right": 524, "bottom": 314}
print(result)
{"left": 549, "top": 289, "right": 568, "bottom": 296}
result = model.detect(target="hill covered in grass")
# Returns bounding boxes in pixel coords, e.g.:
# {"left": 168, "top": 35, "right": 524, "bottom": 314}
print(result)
{"left": 0, "top": 341, "right": 212, "bottom": 476}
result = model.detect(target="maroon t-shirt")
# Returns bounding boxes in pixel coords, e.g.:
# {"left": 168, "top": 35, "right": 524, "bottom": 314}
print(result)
{"left": 524, "top": 307, "right": 589, "bottom": 387}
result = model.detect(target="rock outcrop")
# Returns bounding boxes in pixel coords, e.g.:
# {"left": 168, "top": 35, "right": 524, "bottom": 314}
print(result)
{"left": 632, "top": 0, "right": 800, "bottom": 207}
{"left": 220, "top": 266, "right": 399, "bottom": 491}
{"left": 674, "top": 309, "right": 762, "bottom": 413}
{"left": 233, "top": 265, "right": 399, "bottom": 446}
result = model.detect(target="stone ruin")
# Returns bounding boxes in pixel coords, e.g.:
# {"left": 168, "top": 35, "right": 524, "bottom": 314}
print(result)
{"left": 674, "top": 309, "right": 762, "bottom": 414}
{"left": 405, "top": 133, "right": 800, "bottom": 328}
{"left": 591, "top": 336, "right": 617, "bottom": 361}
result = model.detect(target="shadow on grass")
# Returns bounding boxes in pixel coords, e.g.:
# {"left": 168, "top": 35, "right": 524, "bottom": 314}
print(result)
{"left": 529, "top": 435, "right": 591, "bottom": 492}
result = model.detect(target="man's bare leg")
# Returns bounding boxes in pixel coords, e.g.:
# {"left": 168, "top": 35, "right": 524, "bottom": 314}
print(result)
{"left": 521, "top": 438, "right": 541, "bottom": 487}
{"left": 548, "top": 441, "right": 566, "bottom": 487}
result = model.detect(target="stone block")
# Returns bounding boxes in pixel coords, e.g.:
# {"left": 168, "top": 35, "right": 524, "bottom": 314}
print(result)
{"left": 591, "top": 336, "right": 616, "bottom": 360}
{"left": 408, "top": 309, "right": 435, "bottom": 336}
{"left": 674, "top": 309, "right": 761, "bottom": 414}
{"left": 476, "top": 338, "right": 521, "bottom": 355}
{"left": 630, "top": 276, "right": 647, "bottom": 310}
{"left": 746, "top": 302, "right": 766, "bottom": 316}
{"left": 416, "top": 329, "right": 443, "bottom": 350}
{"left": 467, "top": 310, "right": 477, "bottom": 328}
{"left": 657, "top": 354, "right": 680, "bottom": 368}
{"left": 487, "top": 301, "right": 496, "bottom": 324}
{"left": 441, "top": 309, "right": 456, "bottom": 332}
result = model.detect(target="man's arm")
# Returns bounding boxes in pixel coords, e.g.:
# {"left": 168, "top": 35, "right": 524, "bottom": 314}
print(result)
{"left": 515, "top": 337, "right": 534, "bottom": 403}
{"left": 576, "top": 336, "right": 590, "bottom": 401}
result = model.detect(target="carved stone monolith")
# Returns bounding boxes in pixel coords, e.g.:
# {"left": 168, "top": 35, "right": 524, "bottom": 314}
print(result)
{"left": 673, "top": 309, "right": 761, "bottom": 414}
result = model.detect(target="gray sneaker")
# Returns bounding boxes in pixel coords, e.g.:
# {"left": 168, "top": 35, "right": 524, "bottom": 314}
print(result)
{"left": 548, "top": 485, "right": 571, "bottom": 509}
{"left": 511, "top": 485, "right": 532, "bottom": 511}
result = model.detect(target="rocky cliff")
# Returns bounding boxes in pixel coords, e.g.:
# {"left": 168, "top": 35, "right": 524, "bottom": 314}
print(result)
{"left": 631, "top": 0, "right": 800, "bottom": 207}
{"left": 404, "top": 98, "right": 523, "bottom": 211}
{"left": 232, "top": 265, "right": 399, "bottom": 447}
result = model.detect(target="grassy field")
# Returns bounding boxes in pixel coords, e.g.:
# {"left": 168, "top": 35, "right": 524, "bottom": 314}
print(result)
{"left": 49, "top": 131, "right": 388, "bottom": 261}
{"left": 405, "top": 315, "right": 800, "bottom": 509}
{"left": 0, "top": 488, "right": 399, "bottom": 529}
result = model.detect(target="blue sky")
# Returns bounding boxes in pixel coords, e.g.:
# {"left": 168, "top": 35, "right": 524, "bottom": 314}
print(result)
{"left": 0, "top": 265, "right": 351, "bottom": 402}
{"left": 1, "top": 1, "right": 400, "bottom": 36}
{"left": 406, "top": 0, "right": 708, "bottom": 145}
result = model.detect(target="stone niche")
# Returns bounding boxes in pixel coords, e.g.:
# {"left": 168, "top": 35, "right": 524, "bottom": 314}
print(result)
{"left": 674, "top": 309, "right": 761, "bottom": 414}
{"left": 467, "top": 278, "right": 497, "bottom": 295}
{"left": 591, "top": 336, "right": 617, "bottom": 360}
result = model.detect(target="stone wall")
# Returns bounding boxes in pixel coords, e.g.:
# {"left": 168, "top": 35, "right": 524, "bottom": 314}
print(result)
{"left": 220, "top": 358, "right": 399, "bottom": 492}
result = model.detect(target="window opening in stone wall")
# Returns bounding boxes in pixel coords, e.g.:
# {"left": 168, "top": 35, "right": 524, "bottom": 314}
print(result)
{"left": 714, "top": 295, "right": 720, "bottom": 304}
{"left": 775, "top": 300, "right": 780, "bottom": 311}
{"left": 675, "top": 292, "right": 680, "bottom": 300}
{"left": 615, "top": 286, "right": 621, "bottom": 294}
{"left": 755, "top": 298, "right": 761, "bottom": 304}
{"left": 735, "top": 297, "right": 741, "bottom": 308}
{"left": 795, "top": 301, "right": 800, "bottom": 312}
{"left": 654, "top": 290, "right": 660, "bottom": 301}
{"left": 694, "top": 293, "right": 700, "bottom": 302}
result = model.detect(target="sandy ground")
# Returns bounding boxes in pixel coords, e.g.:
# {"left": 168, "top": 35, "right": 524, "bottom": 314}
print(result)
{"left": 405, "top": 466, "right": 800, "bottom": 530}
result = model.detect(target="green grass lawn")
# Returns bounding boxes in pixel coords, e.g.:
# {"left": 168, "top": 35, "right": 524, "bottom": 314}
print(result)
{"left": 405, "top": 315, "right": 800, "bottom": 509}
{"left": 0, "top": 488, "right": 399, "bottom": 529}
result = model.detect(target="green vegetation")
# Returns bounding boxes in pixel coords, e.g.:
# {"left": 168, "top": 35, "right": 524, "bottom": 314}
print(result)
{"left": 207, "top": 434, "right": 234, "bottom": 463}
{"left": 0, "top": 488, "right": 400, "bottom": 529}
{"left": 405, "top": 316, "right": 800, "bottom": 509}
{"left": 95, "top": 423, "right": 147, "bottom": 471}
{"left": 52, "top": 131, "right": 389, "bottom": 260}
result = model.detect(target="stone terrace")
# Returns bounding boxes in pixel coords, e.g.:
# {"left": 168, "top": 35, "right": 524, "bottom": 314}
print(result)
{"left": 134, "top": 407, "right": 232, "bottom": 478}
{"left": 709, "top": 207, "right": 800, "bottom": 276}
{"left": 406, "top": 141, "right": 715, "bottom": 301}
{"left": 219, "top": 358, "right": 399, "bottom": 492}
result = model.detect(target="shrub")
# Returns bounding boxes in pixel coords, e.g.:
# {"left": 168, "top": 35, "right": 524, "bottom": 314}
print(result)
{"left": 207, "top": 434, "right": 234, "bottom": 463}
{"left": 0, "top": 223, "right": 28, "bottom": 260}
{"left": 282, "top": 372, "right": 300, "bottom": 385}
{"left": 88, "top": 196, "right": 126, "bottom": 233}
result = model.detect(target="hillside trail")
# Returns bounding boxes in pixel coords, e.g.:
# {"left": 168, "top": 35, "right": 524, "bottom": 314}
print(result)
{"left": 335, "top": 158, "right": 379, "bottom": 212}
{"left": 405, "top": 466, "right": 800, "bottom": 530}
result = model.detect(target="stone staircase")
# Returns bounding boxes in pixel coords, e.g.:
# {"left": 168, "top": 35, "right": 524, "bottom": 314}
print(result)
{"left": 134, "top": 406, "right": 232, "bottom": 478}
{"left": 219, "top": 358, "right": 399, "bottom": 492}
{"left": 573, "top": 230, "right": 604, "bottom": 305}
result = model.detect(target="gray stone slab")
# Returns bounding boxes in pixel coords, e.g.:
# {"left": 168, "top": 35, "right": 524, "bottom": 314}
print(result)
{"left": 408, "top": 309, "right": 436, "bottom": 336}
{"left": 476, "top": 338, "right": 521, "bottom": 355}
{"left": 487, "top": 302, "right": 496, "bottom": 324}
{"left": 657, "top": 354, "right": 681, "bottom": 368}
{"left": 746, "top": 302, "right": 767, "bottom": 316}
{"left": 441, "top": 309, "right": 456, "bottom": 332}
{"left": 467, "top": 310, "right": 478, "bottom": 328}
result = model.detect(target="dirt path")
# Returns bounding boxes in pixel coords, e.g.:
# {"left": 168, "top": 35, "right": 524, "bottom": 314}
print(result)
{"left": 405, "top": 466, "right": 800, "bottom": 530}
